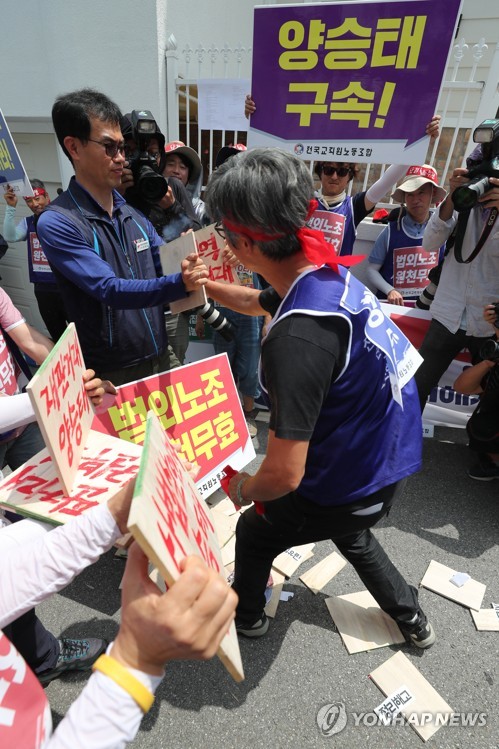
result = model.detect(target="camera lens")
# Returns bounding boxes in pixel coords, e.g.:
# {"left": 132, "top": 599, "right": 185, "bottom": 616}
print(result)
{"left": 480, "top": 338, "right": 499, "bottom": 362}
{"left": 452, "top": 176, "right": 491, "bottom": 212}
{"left": 137, "top": 166, "right": 168, "bottom": 203}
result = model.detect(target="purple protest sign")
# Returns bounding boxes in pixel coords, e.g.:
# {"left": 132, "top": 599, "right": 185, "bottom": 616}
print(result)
{"left": 248, "top": 0, "right": 461, "bottom": 165}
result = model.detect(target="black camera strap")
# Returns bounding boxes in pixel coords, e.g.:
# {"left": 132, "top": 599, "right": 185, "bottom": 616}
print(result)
{"left": 453, "top": 206, "right": 498, "bottom": 263}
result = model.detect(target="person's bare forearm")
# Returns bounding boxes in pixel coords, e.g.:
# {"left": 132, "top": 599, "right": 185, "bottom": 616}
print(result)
{"left": 10, "top": 322, "right": 54, "bottom": 364}
{"left": 205, "top": 280, "right": 265, "bottom": 316}
{"left": 454, "top": 360, "right": 494, "bottom": 394}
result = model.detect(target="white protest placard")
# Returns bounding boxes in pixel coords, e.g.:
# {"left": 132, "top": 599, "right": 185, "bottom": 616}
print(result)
{"left": 159, "top": 232, "right": 207, "bottom": 313}
{"left": 0, "top": 109, "right": 33, "bottom": 197}
{"left": 325, "top": 591, "right": 405, "bottom": 654}
{"left": 0, "top": 430, "right": 142, "bottom": 524}
{"left": 194, "top": 224, "right": 240, "bottom": 285}
{"left": 127, "top": 411, "right": 244, "bottom": 682}
{"left": 420, "top": 560, "right": 486, "bottom": 611}
{"left": 197, "top": 79, "right": 250, "bottom": 132}
{"left": 370, "top": 651, "right": 454, "bottom": 742}
{"left": 26, "top": 324, "right": 94, "bottom": 496}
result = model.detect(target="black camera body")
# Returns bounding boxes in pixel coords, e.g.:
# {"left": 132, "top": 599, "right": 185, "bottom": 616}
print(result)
{"left": 122, "top": 110, "right": 168, "bottom": 204}
{"left": 452, "top": 119, "right": 499, "bottom": 212}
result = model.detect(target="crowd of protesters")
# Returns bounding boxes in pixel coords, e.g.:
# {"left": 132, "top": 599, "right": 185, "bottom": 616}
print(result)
{"left": 1, "top": 84, "right": 498, "bottom": 748}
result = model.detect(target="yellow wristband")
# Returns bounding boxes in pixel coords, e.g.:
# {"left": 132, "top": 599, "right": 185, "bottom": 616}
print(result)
{"left": 92, "top": 654, "right": 155, "bottom": 713}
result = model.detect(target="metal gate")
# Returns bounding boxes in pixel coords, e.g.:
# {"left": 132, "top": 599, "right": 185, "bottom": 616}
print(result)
{"left": 165, "top": 34, "right": 499, "bottom": 199}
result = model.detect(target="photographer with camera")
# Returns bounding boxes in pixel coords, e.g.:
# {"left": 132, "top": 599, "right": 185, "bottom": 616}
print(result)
{"left": 414, "top": 118, "right": 499, "bottom": 412}
{"left": 119, "top": 111, "right": 202, "bottom": 366}
{"left": 453, "top": 304, "right": 499, "bottom": 480}
{"left": 119, "top": 111, "right": 201, "bottom": 240}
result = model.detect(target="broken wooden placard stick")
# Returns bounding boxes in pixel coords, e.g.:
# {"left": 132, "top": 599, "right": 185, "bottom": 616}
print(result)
{"left": 369, "top": 651, "right": 453, "bottom": 742}
{"left": 325, "top": 591, "right": 405, "bottom": 654}
{"left": 299, "top": 551, "right": 346, "bottom": 593}
{"left": 420, "top": 560, "right": 485, "bottom": 611}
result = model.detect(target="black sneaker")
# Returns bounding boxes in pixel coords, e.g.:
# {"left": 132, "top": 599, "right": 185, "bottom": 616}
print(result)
{"left": 468, "top": 456, "right": 499, "bottom": 481}
{"left": 38, "top": 638, "right": 107, "bottom": 685}
{"left": 236, "top": 613, "right": 269, "bottom": 638}
{"left": 397, "top": 611, "right": 436, "bottom": 649}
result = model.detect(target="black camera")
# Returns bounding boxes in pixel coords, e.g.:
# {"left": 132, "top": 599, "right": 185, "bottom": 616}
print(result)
{"left": 122, "top": 110, "right": 168, "bottom": 204}
{"left": 452, "top": 119, "right": 499, "bottom": 212}
{"left": 480, "top": 338, "right": 499, "bottom": 363}
{"left": 197, "top": 302, "right": 235, "bottom": 341}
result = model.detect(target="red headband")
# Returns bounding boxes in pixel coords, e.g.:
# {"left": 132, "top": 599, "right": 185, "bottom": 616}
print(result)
{"left": 223, "top": 200, "right": 364, "bottom": 272}
{"left": 24, "top": 187, "right": 47, "bottom": 200}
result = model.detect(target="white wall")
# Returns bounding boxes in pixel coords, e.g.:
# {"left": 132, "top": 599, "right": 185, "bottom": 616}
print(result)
{"left": 0, "top": 0, "right": 170, "bottom": 133}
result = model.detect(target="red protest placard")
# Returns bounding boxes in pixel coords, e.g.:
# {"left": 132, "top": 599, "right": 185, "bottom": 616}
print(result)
{"left": 26, "top": 323, "right": 93, "bottom": 496}
{"left": 0, "top": 633, "right": 52, "bottom": 749}
{"left": 0, "top": 431, "right": 142, "bottom": 524}
{"left": 308, "top": 209, "right": 345, "bottom": 254}
{"left": 393, "top": 246, "right": 440, "bottom": 297}
{"left": 127, "top": 411, "right": 244, "bottom": 682}
{"left": 91, "top": 354, "right": 255, "bottom": 498}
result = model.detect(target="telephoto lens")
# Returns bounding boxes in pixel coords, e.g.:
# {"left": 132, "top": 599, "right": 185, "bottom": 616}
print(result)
{"left": 197, "top": 302, "right": 235, "bottom": 341}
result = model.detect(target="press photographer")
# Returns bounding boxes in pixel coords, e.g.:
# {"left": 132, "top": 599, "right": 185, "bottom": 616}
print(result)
{"left": 453, "top": 303, "right": 499, "bottom": 480}
{"left": 414, "top": 114, "right": 499, "bottom": 412}
{"left": 119, "top": 110, "right": 202, "bottom": 366}
{"left": 119, "top": 110, "right": 201, "bottom": 240}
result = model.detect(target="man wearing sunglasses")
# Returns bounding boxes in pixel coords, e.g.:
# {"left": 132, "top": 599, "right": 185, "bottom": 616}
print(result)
{"left": 37, "top": 89, "right": 208, "bottom": 385}
{"left": 314, "top": 113, "right": 440, "bottom": 256}
{"left": 245, "top": 96, "right": 440, "bottom": 258}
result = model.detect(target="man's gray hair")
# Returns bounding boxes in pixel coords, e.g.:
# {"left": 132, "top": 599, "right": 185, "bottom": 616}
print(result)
{"left": 205, "top": 148, "right": 314, "bottom": 260}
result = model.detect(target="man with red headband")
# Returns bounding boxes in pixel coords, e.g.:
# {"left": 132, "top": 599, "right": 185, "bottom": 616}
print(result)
{"left": 204, "top": 148, "right": 435, "bottom": 648}
{"left": 3, "top": 179, "right": 68, "bottom": 341}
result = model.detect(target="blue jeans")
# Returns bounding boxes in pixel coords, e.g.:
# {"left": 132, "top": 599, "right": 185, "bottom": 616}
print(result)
{"left": 213, "top": 308, "right": 262, "bottom": 399}
{"left": 233, "top": 480, "right": 420, "bottom": 626}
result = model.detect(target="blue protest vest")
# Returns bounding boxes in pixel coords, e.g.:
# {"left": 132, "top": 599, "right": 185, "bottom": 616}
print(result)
{"left": 378, "top": 218, "right": 444, "bottom": 300}
{"left": 316, "top": 195, "right": 357, "bottom": 256}
{"left": 25, "top": 215, "right": 58, "bottom": 288}
{"left": 262, "top": 267, "right": 422, "bottom": 506}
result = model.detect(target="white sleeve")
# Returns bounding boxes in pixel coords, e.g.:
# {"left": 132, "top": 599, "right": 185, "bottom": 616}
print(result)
{"left": 2, "top": 209, "right": 27, "bottom": 242}
{"left": 0, "top": 393, "right": 36, "bottom": 432}
{"left": 422, "top": 207, "right": 456, "bottom": 252}
{"left": 366, "top": 263, "right": 394, "bottom": 296}
{"left": 47, "top": 662, "right": 163, "bottom": 749}
{"left": 0, "top": 504, "right": 121, "bottom": 627}
{"left": 365, "top": 164, "right": 409, "bottom": 204}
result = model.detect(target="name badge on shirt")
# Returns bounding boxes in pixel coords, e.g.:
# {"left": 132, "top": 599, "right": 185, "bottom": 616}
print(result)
{"left": 133, "top": 238, "right": 150, "bottom": 253}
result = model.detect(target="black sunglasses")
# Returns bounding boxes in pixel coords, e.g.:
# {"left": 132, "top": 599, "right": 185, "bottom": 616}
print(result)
{"left": 87, "top": 139, "right": 126, "bottom": 158}
{"left": 321, "top": 165, "right": 351, "bottom": 178}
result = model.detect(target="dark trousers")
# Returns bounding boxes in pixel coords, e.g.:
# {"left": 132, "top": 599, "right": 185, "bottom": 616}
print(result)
{"left": 415, "top": 319, "right": 490, "bottom": 412}
{"left": 233, "top": 480, "right": 419, "bottom": 626}
{"left": 34, "top": 287, "right": 68, "bottom": 343}
{"left": 3, "top": 610, "right": 59, "bottom": 674}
